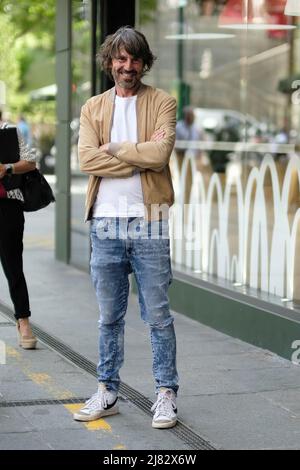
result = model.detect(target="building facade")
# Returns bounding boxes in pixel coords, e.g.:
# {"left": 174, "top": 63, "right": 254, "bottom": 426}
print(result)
{"left": 56, "top": 0, "right": 300, "bottom": 360}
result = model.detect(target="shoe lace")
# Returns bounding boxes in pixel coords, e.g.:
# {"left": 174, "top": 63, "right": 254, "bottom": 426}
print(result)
{"left": 84, "top": 388, "right": 110, "bottom": 411}
{"left": 151, "top": 390, "right": 176, "bottom": 417}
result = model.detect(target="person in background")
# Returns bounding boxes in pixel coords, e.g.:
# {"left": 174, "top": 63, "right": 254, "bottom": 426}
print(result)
{"left": 175, "top": 106, "right": 202, "bottom": 203}
{"left": 176, "top": 106, "right": 200, "bottom": 141}
{"left": 0, "top": 110, "right": 37, "bottom": 349}
{"left": 209, "top": 115, "right": 239, "bottom": 174}
{"left": 17, "top": 115, "right": 32, "bottom": 147}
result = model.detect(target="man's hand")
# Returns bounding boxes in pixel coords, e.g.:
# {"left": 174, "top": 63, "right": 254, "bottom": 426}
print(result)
{"left": 99, "top": 143, "right": 111, "bottom": 154}
{"left": 99, "top": 143, "right": 122, "bottom": 156}
{"left": 150, "top": 129, "right": 166, "bottom": 142}
{"left": 0, "top": 164, "right": 6, "bottom": 179}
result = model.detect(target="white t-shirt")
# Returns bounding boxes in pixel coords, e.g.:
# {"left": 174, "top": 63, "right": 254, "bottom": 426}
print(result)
{"left": 93, "top": 95, "right": 145, "bottom": 218}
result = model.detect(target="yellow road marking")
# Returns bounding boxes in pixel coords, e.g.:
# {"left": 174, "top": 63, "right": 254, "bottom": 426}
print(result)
{"left": 6, "top": 345, "right": 126, "bottom": 448}
{"left": 64, "top": 404, "right": 112, "bottom": 431}
{"left": 64, "top": 404, "right": 82, "bottom": 414}
{"left": 6, "top": 348, "right": 74, "bottom": 400}
{"left": 27, "top": 373, "right": 74, "bottom": 400}
{"left": 24, "top": 235, "right": 54, "bottom": 249}
{"left": 86, "top": 420, "right": 112, "bottom": 432}
{"left": 6, "top": 346, "right": 22, "bottom": 359}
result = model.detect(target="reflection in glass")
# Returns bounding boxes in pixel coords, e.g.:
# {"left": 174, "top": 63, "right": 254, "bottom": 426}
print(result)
{"left": 70, "top": 1, "right": 93, "bottom": 270}
{"left": 219, "top": 0, "right": 296, "bottom": 30}
{"left": 285, "top": 0, "right": 300, "bottom": 16}
{"left": 138, "top": 0, "right": 300, "bottom": 303}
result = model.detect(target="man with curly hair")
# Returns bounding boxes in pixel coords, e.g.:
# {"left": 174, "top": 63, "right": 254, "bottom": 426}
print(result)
{"left": 75, "top": 26, "right": 178, "bottom": 429}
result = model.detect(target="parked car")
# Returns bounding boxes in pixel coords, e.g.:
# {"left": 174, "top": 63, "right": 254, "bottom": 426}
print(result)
{"left": 193, "top": 108, "right": 262, "bottom": 140}
{"left": 38, "top": 118, "right": 80, "bottom": 175}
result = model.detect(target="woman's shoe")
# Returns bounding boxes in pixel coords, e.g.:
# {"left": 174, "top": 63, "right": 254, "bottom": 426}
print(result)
{"left": 17, "top": 321, "right": 37, "bottom": 350}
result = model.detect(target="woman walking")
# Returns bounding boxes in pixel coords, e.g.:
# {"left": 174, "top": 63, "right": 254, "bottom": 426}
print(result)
{"left": 0, "top": 112, "right": 37, "bottom": 349}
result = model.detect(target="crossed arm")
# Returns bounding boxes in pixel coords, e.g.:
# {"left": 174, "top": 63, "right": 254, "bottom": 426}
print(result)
{"left": 78, "top": 95, "right": 177, "bottom": 178}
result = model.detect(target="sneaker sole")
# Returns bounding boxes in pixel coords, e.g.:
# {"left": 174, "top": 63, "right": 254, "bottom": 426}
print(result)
{"left": 152, "top": 418, "right": 177, "bottom": 429}
{"left": 73, "top": 405, "right": 119, "bottom": 422}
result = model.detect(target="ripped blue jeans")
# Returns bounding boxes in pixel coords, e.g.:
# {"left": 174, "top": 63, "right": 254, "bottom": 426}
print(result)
{"left": 90, "top": 217, "right": 178, "bottom": 395}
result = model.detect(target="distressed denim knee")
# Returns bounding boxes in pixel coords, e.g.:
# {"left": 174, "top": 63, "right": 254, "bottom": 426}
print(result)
{"left": 143, "top": 308, "right": 174, "bottom": 329}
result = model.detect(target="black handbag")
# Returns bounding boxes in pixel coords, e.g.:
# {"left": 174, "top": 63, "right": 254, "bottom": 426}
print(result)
{"left": 22, "top": 169, "right": 55, "bottom": 212}
{"left": 1, "top": 125, "right": 55, "bottom": 211}
{"left": 0, "top": 127, "right": 23, "bottom": 191}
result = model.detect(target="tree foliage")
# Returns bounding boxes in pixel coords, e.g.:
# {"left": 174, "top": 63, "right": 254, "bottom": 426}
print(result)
{"left": 0, "top": 0, "right": 56, "bottom": 119}
{"left": 0, "top": 14, "right": 20, "bottom": 107}
{"left": 139, "top": 0, "right": 158, "bottom": 24}
{"left": 0, "top": 0, "right": 55, "bottom": 42}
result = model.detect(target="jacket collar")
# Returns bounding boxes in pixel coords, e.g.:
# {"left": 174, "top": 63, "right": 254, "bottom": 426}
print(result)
{"left": 108, "top": 82, "right": 148, "bottom": 102}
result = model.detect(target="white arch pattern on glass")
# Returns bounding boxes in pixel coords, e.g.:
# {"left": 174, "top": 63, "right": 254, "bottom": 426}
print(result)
{"left": 170, "top": 152, "right": 300, "bottom": 300}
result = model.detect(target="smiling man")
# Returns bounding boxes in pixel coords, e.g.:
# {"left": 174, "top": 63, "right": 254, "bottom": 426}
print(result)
{"left": 111, "top": 49, "right": 142, "bottom": 91}
{"left": 76, "top": 26, "right": 178, "bottom": 429}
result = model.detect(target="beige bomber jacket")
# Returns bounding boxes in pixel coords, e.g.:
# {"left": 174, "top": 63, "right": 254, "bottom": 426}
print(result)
{"left": 78, "top": 83, "right": 177, "bottom": 221}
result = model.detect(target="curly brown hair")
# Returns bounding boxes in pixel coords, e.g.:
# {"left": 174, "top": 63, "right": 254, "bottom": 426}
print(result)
{"left": 97, "top": 26, "right": 157, "bottom": 80}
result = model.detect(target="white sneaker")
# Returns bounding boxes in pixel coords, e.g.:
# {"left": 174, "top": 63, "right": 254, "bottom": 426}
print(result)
{"left": 73, "top": 383, "right": 119, "bottom": 422}
{"left": 151, "top": 388, "right": 177, "bottom": 429}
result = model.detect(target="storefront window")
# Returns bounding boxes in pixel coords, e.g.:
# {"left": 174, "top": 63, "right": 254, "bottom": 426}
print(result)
{"left": 70, "top": 0, "right": 93, "bottom": 269}
{"left": 137, "top": 0, "right": 300, "bottom": 303}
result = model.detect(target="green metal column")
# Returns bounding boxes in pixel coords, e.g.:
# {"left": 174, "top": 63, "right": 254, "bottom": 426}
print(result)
{"left": 55, "top": 0, "right": 72, "bottom": 263}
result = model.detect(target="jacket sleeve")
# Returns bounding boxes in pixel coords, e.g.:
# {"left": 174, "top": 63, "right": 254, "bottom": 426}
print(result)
{"left": 114, "top": 95, "right": 177, "bottom": 173}
{"left": 78, "top": 102, "right": 138, "bottom": 178}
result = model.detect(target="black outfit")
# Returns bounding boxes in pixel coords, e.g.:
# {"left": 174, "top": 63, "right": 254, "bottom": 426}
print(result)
{"left": 0, "top": 199, "right": 31, "bottom": 319}
{"left": 210, "top": 123, "right": 240, "bottom": 173}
